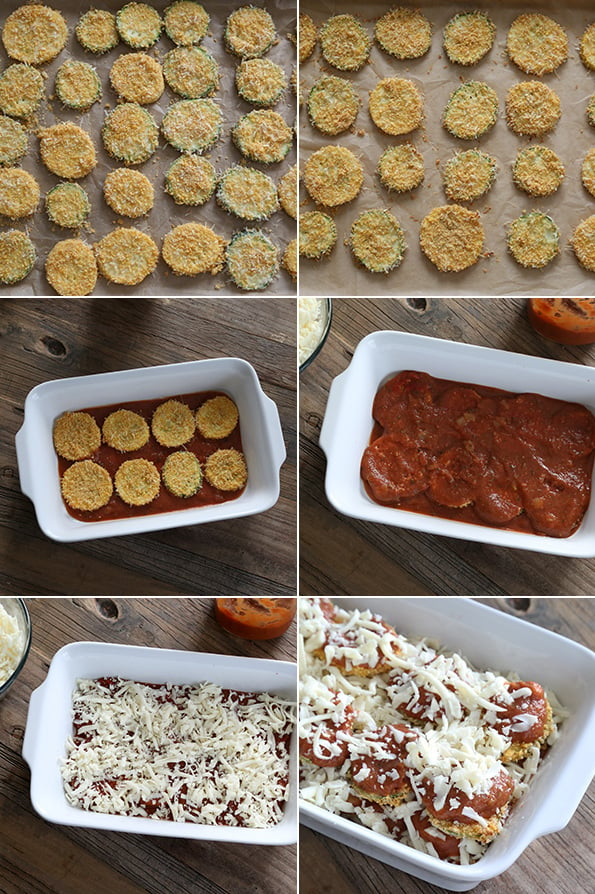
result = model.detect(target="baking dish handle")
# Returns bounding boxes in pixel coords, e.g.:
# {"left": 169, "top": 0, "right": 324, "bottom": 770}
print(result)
{"left": 319, "top": 368, "right": 349, "bottom": 457}
{"left": 22, "top": 679, "right": 47, "bottom": 769}
{"left": 14, "top": 424, "right": 34, "bottom": 501}
{"left": 262, "top": 393, "right": 287, "bottom": 470}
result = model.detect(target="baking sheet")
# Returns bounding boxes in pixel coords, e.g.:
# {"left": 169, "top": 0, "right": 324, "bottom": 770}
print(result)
{"left": 299, "top": 0, "right": 595, "bottom": 296}
{"left": 0, "top": 0, "right": 297, "bottom": 296}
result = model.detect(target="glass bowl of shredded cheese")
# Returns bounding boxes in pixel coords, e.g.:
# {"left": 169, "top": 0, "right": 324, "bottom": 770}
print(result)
{"left": 299, "top": 297, "right": 332, "bottom": 372}
{"left": 0, "top": 598, "right": 31, "bottom": 699}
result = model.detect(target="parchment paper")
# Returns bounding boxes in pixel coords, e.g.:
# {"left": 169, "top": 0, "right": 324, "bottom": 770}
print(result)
{"left": 0, "top": 0, "right": 297, "bottom": 296}
{"left": 300, "top": 0, "right": 595, "bottom": 296}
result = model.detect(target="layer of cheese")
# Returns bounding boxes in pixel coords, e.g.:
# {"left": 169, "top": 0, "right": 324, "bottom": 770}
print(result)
{"left": 0, "top": 602, "right": 26, "bottom": 686}
{"left": 62, "top": 678, "right": 295, "bottom": 828}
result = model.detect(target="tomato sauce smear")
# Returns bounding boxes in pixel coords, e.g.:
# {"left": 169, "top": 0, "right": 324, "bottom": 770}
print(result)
{"left": 361, "top": 370, "right": 595, "bottom": 538}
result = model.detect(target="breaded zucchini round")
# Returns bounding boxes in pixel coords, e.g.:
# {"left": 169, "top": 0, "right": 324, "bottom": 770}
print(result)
{"left": 0, "top": 116, "right": 27, "bottom": 166}
{"left": 152, "top": 399, "right": 195, "bottom": 446}
{"left": 580, "top": 23, "right": 595, "bottom": 71}
{"left": 0, "top": 64, "right": 44, "bottom": 118}
{"left": 103, "top": 168, "right": 154, "bottom": 218}
{"left": 115, "top": 458, "right": 160, "bottom": 505}
{"left": 443, "top": 12, "right": 495, "bottom": 65}
{"left": 278, "top": 164, "right": 297, "bottom": 219}
{"left": 102, "top": 409, "right": 149, "bottom": 452}
{"left": 53, "top": 411, "right": 101, "bottom": 460}
{"left": 45, "top": 239, "right": 98, "bottom": 295}
{"left": 162, "top": 98, "right": 222, "bottom": 153}
{"left": 225, "top": 228, "right": 278, "bottom": 291}
{"left": 512, "top": 146, "right": 564, "bottom": 197}
{"left": 162, "top": 451, "right": 202, "bottom": 497}
{"left": 377, "top": 143, "right": 424, "bottom": 193}
{"left": 102, "top": 103, "right": 159, "bottom": 164}
{"left": 303, "top": 145, "right": 363, "bottom": 207}
{"left": 76, "top": 9, "right": 119, "bottom": 54}
{"left": 232, "top": 109, "right": 292, "bottom": 164}
{"left": 350, "top": 209, "right": 405, "bottom": 273}
{"left": 582, "top": 149, "right": 595, "bottom": 198}
{"left": 506, "top": 81, "right": 561, "bottom": 137}
{"left": 116, "top": 3, "right": 162, "bottom": 49}
{"left": 45, "top": 182, "right": 91, "bottom": 228}
{"left": 375, "top": 7, "right": 432, "bottom": 60}
{"left": 205, "top": 448, "right": 247, "bottom": 491}
{"left": 442, "top": 150, "right": 497, "bottom": 202}
{"left": 196, "top": 395, "right": 239, "bottom": 439}
{"left": 109, "top": 52, "right": 164, "bottom": 104}
{"left": 443, "top": 81, "right": 498, "bottom": 140}
{"left": 236, "top": 58, "right": 286, "bottom": 107}
{"left": 572, "top": 216, "right": 595, "bottom": 272}
{"left": 299, "top": 211, "right": 337, "bottom": 259}
{"left": 420, "top": 204, "right": 484, "bottom": 272}
{"left": 298, "top": 13, "right": 316, "bottom": 63}
{"left": 0, "top": 168, "right": 40, "bottom": 218}
{"left": 162, "top": 222, "right": 225, "bottom": 276}
{"left": 320, "top": 15, "right": 370, "bottom": 71}
{"left": 506, "top": 14, "right": 568, "bottom": 76}
{"left": 508, "top": 211, "right": 560, "bottom": 268}
{"left": 224, "top": 6, "right": 276, "bottom": 59}
{"left": 587, "top": 95, "right": 595, "bottom": 128}
{"left": 163, "top": 46, "right": 218, "bottom": 98}
{"left": 308, "top": 76, "right": 358, "bottom": 135}
{"left": 369, "top": 77, "right": 423, "bottom": 136}
{"left": 61, "top": 460, "right": 113, "bottom": 511}
{"left": 217, "top": 165, "right": 278, "bottom": 221}
{"left": 164, "top": 1, "right": 209, "bottom": 46}
{"left": 165, "top": 154, "right": 216, "bottom": 205}
{"left": 282, "top": 238, "right": 297, "bottom": 281}
{"left": 39, "top": 123, "right": 96, "bottom": 179}
{"left": 2, "top": 4, "right": 67, "bottom": 65}
{"left": 95, "top": 227, "right": 158, "bottom": 285}
{"left": 55, "top": 60, "right": 102, "bottom": 110}
{"left": 0, "top": 229, "right": 35, "bottom": 284}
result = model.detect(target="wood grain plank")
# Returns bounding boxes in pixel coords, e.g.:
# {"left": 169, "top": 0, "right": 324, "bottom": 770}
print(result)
{"left": 0, "top": 298, "right": 297, "bottom": 596}
{"left": 300, "top": 298, "right": 595, "bottom": 596}
{"left": 298, "top": 597, "right": 595, "bottom": 894}
{"left": 0, "top": 599, "right": 297, "bottom": 894}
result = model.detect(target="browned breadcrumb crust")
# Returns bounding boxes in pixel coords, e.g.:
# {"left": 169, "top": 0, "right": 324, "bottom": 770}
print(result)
{"left": 61, "top": 460, "right": 113, "bottom": 511}
{"left": 196, "top": 395, "right": 239, "bottom": 439}
{"left": 377, "top": 143, "right": 424, "bottom": 193}
{"left": 374, "top": 7, "right": 432, "bottom": 60}
{"left": 162, "top": 450, "right": 203, "bottom": 497}
{"left": 53, "top": 411, "right": 101, "bottom": 461}
{"left": 278, "top": 164, "right": 297, "bottom": 219}
{"left": 0, "top": 63, "right": 44, "bottom": 118}
{"left": 103, "top": 169, "right": 154, "bottom": 218}
{"left": 443, "top": 11, "right": 495, "bottom": 66}
{"left": 0, "top": 229, "right": 35, "bottom": 284}
{"left": 308, "top": 76, "right": 359, "bottom": 136}
{"left": 115, "top": 457, "right": 160, "bottom": 506}
{"left": 299, "top": 211, "right": 337, "bottom": 259}
{"left": 76, "top": 9, "right": 119, "bottom": 54}
{"left": 505, "top": 82, "right": 561, "bottom": 137}
{"left": 580, "top": 23, "right": 595, "bottom": 71}
{"left": 512, "top": 146, "right": 564, "bottom": 197}
{"left": 95, "top": 228, "right": 158, "bottom": 286}
{"left": 582, "top": 148, "right": 595, "bottom": 198}
{"left": 164, "top": 1, "right": 209, "bottom": 47}
{"left": 420, "top": 204, "right": 484, "bottom": 272}
{"left": 45, "top": 239, "right": 98, "bottom": 296}
{"left": 572, "top": 215, "right": 595, "bottom": 272}
{"left": 152, "top": 399, "right": 195, "bottom": 447}
{"left": 0, "top": 167, "right": 40, "bottom": 219}
{"left": 2, "top": 4, "right": 68, "bottom": 65}
{"left": 224, "top": 6, "right": 276, "bottom": 59}
{"left": 303, "top": 145, "right": 363, "bottom": 207}
{"left": 298, "top": 13, "right": 316, "bottom": 63}
{"left": 369, "top": 77, "right": 423, "bottom": 136}
{"left": 204, "top": 448, "right": 247, "bottom": 491}
{"left": 102, "top": 409, "right": 150, "bottom": 452}
{"left": 39, "top": 123, "right": 97, "bottom": 180}
{"left": 501, "top": 701, "right": 553, "bottom": 762}
{"left": 320, "top": 14, "right": 370, "bottom": 72}
{"left": 506, "top": 14, "right": 568, "bottom": 76}
{"left": 282, "top": 238, "right": 297, "bottom": 281}
{"left": 109, "top": 52, "right": 164, "bottom": 104}
{"left": 162, "top": 222, "right": 226, "bottom": 276}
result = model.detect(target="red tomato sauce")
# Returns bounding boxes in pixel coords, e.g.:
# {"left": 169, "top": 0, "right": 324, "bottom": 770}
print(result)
{"left": 57, "top": 391, "right": 245, "bottom": 522}
{"left": 528, "top": 298, "right": 595, "bottom": 345}
{"left": 361, "top": 371, "right": 595, "bottom": 538}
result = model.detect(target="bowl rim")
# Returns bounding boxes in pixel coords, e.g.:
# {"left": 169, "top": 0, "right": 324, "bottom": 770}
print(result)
{"left": 299, "top": 297, "right": 333, "bottom": 373}
{"left": 0, "top": 597, "right": 32, "bottom": 698}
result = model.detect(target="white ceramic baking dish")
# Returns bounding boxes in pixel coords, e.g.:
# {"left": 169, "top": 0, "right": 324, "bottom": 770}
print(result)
{"left": 15, "top": 358, "right": 286, "bottom": 542}
{"left": 23, "top": 642, "right": 297, "bottom": 844}
{"left": 320, "top": 331, "right": 595, "bottom": 556}
{"left": 299, "top": 597, "right": 595, "bottom": 891}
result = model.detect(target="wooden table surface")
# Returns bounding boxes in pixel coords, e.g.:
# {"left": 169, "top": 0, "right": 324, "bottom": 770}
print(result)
{"left": 0, "top": 597, "right": 297, "bottom": 894}
{"left": 0, "top": 298, "right": 296, "bottom": 596}
{"left": 300, "top": 297, "right": 595, "bottom": 596}
{"left": 299, "top": 597, "right": 595, "bottom": 894}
